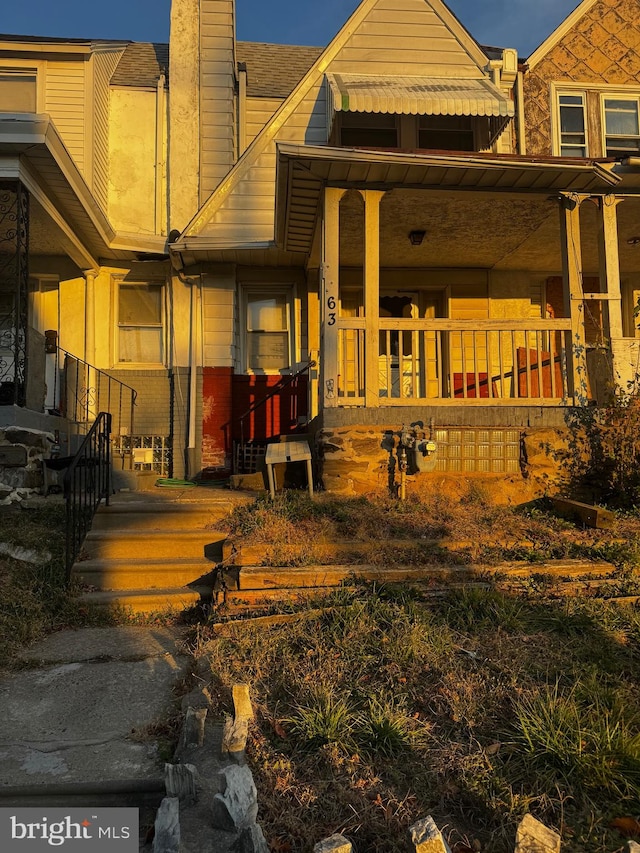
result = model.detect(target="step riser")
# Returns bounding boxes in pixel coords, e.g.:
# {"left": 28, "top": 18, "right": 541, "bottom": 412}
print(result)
{"left": 74, "top": 565, "right": 215, "bottom": 590}
{"left": 82, "top": 591, "right": 203, "bottom": 615}
{"left": 91, "top": 512, "right": 222, "bottom": 533}
{"left": 83, "top": 535, "right": 224, "bottom": 561}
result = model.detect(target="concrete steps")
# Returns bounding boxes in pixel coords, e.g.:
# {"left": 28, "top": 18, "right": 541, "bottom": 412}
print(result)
{"left": 72, "top": 491, "right": 252, "bottom": 615}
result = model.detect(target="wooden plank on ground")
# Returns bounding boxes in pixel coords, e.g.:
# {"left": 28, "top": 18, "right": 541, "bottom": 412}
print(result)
{"left": 234, "top": 559, "right": 617, "bottom": 590}
{"left": 551, "top": 498, "right": 615, "bottom": 529}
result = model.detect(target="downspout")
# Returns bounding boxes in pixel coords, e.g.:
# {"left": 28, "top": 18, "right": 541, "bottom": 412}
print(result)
{"left": 516, "top": 69, "right": 527, "bottom": 155}
{"left": 238, "top": 62, "right": 247, "bottom": 156}
{"left": 155, "top": 73, "right": 167, "bottom": 235}
{"left": 183, "top": 272, "right": 201, "bottom": 479}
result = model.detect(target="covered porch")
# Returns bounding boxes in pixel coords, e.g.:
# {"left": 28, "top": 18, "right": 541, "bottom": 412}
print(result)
{"left": 276, "top": 145, "right": 632, "bottom": 418}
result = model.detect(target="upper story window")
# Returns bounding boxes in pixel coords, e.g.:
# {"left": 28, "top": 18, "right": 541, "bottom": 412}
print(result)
{"left": 418, "top": 115, "right": 475, "bottom": 151}
{"left": 245, "top": 289, "right": 292, "bottom": 372}
{"left": 558, "top": 93, "right": 587, "bottom": 157}
{"left": 603, "top": 97, "right": 640, "bottom": 157}
{"left": 0, "top": 70, "right": 37, "bottom": 113}
{"left": 340, "top": 112, "right": 398, "bottom": 148}
{"left": 117, "top": 283, "right": 164, "bottom": 365}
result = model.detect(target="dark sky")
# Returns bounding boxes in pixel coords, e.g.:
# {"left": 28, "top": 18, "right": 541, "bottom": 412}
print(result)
{"left": 0, "top": 0, "right": 582, "bottom": 58}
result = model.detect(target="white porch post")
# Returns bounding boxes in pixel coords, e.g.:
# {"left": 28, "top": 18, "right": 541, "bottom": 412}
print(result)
{"left": 307, "top": 268, "right": 320, "bottom": 420}
{"left": 360, "top": 189, "right": 385, "bottom": 408}
{"left": 597, "top": 194, "right": 624, "bottom": 341}
{"left": 559, "top": 193, "right": 588, "bottom": 404}
{"left": 321, "top": 187, "right": 346, "bottom": 408}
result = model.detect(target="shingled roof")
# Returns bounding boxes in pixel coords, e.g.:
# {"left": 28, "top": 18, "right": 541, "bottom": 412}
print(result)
{"left": 110, "top": 42, "right": 169, "bottom": 88}
{"left": 108, "top": 38, "right": 502, "bottom": 96}
{"left": 236, "top": 42, "right": 324, "bottom": 98}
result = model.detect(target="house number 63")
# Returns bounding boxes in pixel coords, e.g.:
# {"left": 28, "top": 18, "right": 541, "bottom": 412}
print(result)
{"left": 327, "top": 296, "right": 336, "bottom": 325}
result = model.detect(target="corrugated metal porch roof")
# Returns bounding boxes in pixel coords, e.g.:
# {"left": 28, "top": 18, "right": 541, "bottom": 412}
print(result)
{"left": 325, "top": 73, "right": 515, "bottom": 118}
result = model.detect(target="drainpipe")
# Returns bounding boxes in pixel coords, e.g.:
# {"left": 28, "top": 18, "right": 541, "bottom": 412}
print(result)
{"left": 186, "top": 274, "right": 201, "bottom": 478}
{"left": 516, "top": 69, "right": 527, "bottom": 155}
{"left": 155, "top": 73, "right": 167, "bottom": 235}
{"left": 237, "top": 62, "right": 247, "bottom": 156}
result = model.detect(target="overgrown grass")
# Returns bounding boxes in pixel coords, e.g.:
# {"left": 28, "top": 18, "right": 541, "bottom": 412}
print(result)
{"left": 217, "top": 490, "right": 640, "bottom": 571}
{"left": 0, "top": 501, "right": 115, "bottom": 671}
{"left": 199, "top": 585, "right": 640, "bottom": 852}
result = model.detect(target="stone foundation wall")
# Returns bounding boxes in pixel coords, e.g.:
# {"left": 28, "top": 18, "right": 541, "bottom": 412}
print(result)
{"left": 0, "top": 425, "right": 54, "bottom": 504}
{"left": 317, "top": 424, "right": 570, "bottom": 504}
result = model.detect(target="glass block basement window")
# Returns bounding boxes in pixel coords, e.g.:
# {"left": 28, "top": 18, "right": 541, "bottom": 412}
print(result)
{"left": 112, "top": 435, "right": 170, "bottom": 476}
{"left": 434, "top": 429, "right": 521, "bottom": 474}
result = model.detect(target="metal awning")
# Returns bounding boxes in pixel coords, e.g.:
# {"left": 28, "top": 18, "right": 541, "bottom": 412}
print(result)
{"left": 326, "top": 73, "right": 515, "bottom": 118}
{"left": 275, "top": 143, "right": 621, "bottom": 254}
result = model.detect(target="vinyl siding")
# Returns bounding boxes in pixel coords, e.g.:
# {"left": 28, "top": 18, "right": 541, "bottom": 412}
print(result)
{"left": 93, "top": 49, "right": 125, "bottom": 212}
{"left": 200, "top": 0, "right": 236, "bottom": 202}
{"left": 202, "top": 271, "right": 236, "bottom": 367}
{"left": 197, "top": 0, "right": 487, "bottom": 244}
{"left": 45, "top": 60, "right": 86, "bottom": 172}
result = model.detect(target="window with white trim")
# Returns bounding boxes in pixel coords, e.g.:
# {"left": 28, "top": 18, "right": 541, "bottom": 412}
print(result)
{"left": 603, "top": 97, "right": 640, "bottom": 157}
{"left": 244, "top": 290, "right": 292, "bottom": 372}
{"left": 0, "top": 70, "right": 37, "bottom": 113}
{"left": 558, "top": 93, "right": 587, "bottom": 157}
{"left": 117, "top": 283, "right": 164, "bottom": 364}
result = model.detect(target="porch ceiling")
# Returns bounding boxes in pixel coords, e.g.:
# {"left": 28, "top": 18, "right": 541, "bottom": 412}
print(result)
{"left": 275, "top": 144, "right": 621, "bottom": 269}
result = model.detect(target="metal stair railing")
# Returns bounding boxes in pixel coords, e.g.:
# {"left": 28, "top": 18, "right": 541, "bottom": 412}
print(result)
{"left": 63, "top": 411, "right": 111, "bottom": 580}
{"left": 50, "top": 347, "right": 137, "bottom": 440}
{"left": 236, "top": 360, "right": 316, "bottom": 473}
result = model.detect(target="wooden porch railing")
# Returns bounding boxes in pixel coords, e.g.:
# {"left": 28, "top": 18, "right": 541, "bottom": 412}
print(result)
{"left": 337, "top": 319, "right": 573, "bottom": 404}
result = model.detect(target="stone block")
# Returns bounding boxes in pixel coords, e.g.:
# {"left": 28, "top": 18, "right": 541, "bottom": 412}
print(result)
{"left": 313, "top": 835, "right": 352, "bottom": 853}
{"left": 0, "top": 445, "right": 27, "bottom": 467}
{"left": 4, "top": 427, "right": 51, "bottom": 448}
{"left": 352, "top": 438, "right": 386, "bottom": 457}
{"left": 231, "top": 824, "right": 270, "bottom": 853}
{"left": 409, "top": 816, "right": 452, "bottom": 853}
{"left": 211, "top": 765, "right": 258, "bottom": 831}
{"left": 321, "top": 475, "right": 354, "bottom": 495}
{"left": 165, "top": 762, "right": 198, "bottom": 804}
{"left": 514, "top": 814, "right": 561, "bottom": 853}
{"left": 230, "top": 472, "right": 266, "bottom": 491}
{"left": 152, "top": 797, "right": 180, "bottom": 853}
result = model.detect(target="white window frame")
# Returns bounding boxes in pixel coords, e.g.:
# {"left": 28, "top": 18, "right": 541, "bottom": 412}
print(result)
{"left": 601, "top": 93, "right": 640, "bottom": 157}
{"left": 0, "top": 63, "right": 42, "bottom": 114}
{"left": 241, "top": 286, "right": 294, "bottom": 375}
{"left": 555, "top": 89, "right": 588, "bottom": 157}
{"left": 114, "top": 279, "right": 166, "bottom": 368}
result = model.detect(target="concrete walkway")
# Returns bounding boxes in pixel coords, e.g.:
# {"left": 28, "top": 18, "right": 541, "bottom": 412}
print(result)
{"left": 0, "top": 625, "right": 190, "bottom": 808}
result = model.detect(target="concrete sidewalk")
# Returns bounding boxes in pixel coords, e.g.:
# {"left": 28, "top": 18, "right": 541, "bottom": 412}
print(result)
{"left": 0, "top": 626, "right": 191, "bottom": 808}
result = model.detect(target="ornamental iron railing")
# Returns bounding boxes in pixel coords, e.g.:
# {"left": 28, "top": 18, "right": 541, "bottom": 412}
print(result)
{"left": 0, "top": 181, "right": 29, "bottom": 406}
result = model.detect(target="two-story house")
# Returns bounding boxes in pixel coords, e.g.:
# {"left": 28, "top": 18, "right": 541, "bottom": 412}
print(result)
{"left": 2, "top": 0, "right": 640, "bottom": 496}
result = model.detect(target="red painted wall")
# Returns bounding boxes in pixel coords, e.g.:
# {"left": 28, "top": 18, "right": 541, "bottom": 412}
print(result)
{"left": 201, "top": 369, "right": 308, "bottom": 473}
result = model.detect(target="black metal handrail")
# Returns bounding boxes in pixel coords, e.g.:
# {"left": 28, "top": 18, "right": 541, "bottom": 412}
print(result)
{"left": 51, "top": 347, "right": 137, "bottom": 439}
{"left": 237, "top": 360, "right": 316, "bottom": 468}
{"left": 63, "top": 411, "right": 112, "bottom": 580}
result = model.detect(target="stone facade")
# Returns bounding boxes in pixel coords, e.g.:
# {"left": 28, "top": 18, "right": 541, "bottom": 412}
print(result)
{"left": 317, "top": 424, "right": 571, "bottom": 503}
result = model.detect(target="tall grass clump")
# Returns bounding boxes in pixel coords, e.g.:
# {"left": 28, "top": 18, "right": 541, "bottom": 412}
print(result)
{"left": 505, "top": 679, "right": 640, "bottom": 803}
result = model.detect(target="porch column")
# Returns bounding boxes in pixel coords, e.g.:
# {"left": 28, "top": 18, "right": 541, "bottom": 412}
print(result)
{"left": 597, "top": 195, "right": 624, "bottom": 342}
{"left": 360, "top": 189, "right": 385, "bottom": 408}
{"left": 321, "top": 187, "right": 346, "bottom": 408}
{"left": 84, "top": 269, "right": 97, "bottom": 366}
{"left": 559, "top": 193, "right": 588, "bottom": 404}
{"left": 307, "top": 268, "right": 320, "bottom": 419}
